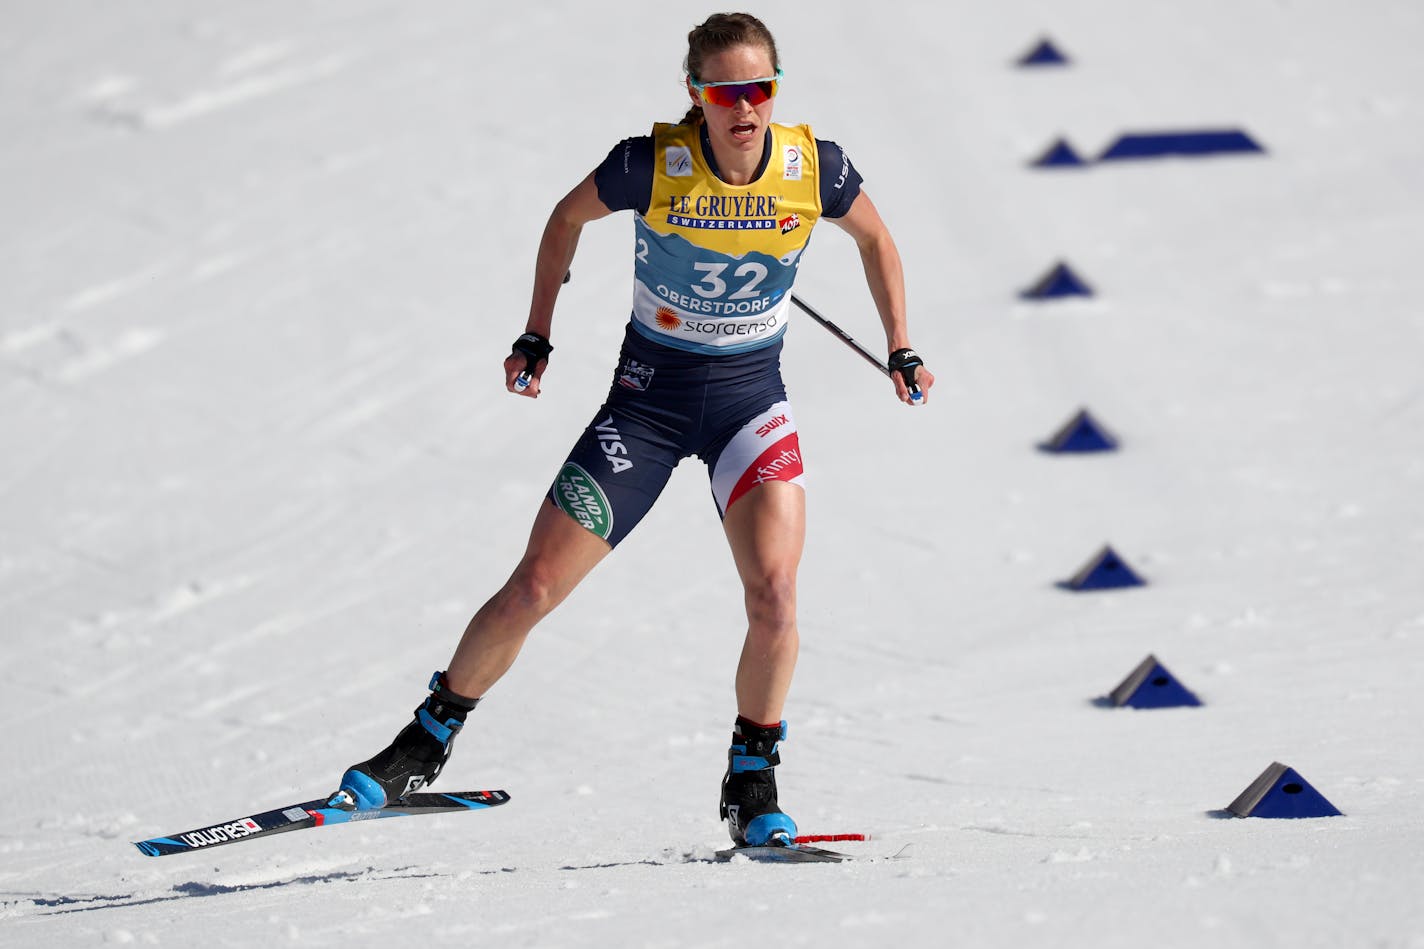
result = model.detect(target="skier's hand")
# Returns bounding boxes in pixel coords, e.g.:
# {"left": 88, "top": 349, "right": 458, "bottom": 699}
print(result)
{"left": 506, "top": 332, "right": 553, "bottom": 398}
{"left": 888, "top": 347, "right": 933, "bottom": 405}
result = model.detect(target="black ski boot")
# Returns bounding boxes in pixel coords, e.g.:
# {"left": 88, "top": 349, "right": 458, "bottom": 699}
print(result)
{"left": 333, "top": 671, "right": 479, "bottom": 811}
{"left": 719, "top": 716, "right": 798, "bottom": 846}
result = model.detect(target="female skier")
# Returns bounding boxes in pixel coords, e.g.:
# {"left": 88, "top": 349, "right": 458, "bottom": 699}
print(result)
{"left": 335, "top": 12, "right": 934, "bottom": 848}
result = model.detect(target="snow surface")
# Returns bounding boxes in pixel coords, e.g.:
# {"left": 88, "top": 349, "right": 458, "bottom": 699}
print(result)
{"left": 4, "top": 0, "right": 1424, "bottom": 946}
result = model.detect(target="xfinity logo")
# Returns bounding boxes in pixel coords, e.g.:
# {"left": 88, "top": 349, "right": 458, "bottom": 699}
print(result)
{"left": 753, "top": 447, "right": 801, "bottom": 485}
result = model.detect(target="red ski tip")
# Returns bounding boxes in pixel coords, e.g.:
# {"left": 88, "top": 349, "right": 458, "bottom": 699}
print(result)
{"left": 793, "top": 833, "right": 868, "bottom": 844}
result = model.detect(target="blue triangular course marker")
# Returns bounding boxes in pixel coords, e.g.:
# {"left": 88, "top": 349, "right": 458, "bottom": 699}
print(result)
{"left": 1107, "top": 654, "right": 1202, "bottom": 709}
{"left": 1098, "top": 129, "right": 1267, "bottom": 161}
{"left": 1226, "top": 762, "right": 1343, "bottom": 818}
{"left": 1017, "top": 37, "right": 1070, "bottom": 66}
{"left": 1030, "top": 138, "right": 1087, "bottom": 168}
{"left": 1059, "top": 544, "right": 1146, "bottom": 591}
{"left": 1021, "top": 261, "right": 1094, "bottom": 300}
{"left": 1038, "top": 408, "right": 1119, "bottom": 453}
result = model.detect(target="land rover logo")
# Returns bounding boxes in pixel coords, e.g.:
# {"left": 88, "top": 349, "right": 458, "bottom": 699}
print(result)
{"left": 554, "top": 462, "right": 613, "bottom": 540}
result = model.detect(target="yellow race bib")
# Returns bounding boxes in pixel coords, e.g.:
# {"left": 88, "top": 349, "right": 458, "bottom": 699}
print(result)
{"left": 629, "top": 122, "right": 823, "bottom": 354}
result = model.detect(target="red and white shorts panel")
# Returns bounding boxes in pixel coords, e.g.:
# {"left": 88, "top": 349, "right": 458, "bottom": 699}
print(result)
{"left": 709, "top": 400, "right": 806, "bottom": 517}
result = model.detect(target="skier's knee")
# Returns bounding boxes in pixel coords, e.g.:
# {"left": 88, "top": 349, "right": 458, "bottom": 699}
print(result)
{"left": 743, "top": 571, "right": 797, "bottom": 635}
{"left": 494, "top": 562, "right": 565, "bottom": 621}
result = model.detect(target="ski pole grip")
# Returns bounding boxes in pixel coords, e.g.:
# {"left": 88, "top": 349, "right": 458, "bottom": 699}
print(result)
{"left": 887, "top": 347, "right": 924, "bottom": 403}
{"left": 512, "top": 332, "right": 553, "bottom": 391}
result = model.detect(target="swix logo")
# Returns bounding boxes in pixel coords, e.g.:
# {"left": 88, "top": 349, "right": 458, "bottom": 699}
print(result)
{"left": 180, "top": 817, "right": 262, "bottom": 849}
{"left": 778, "top": 213, "right": 800, "bottom": 235}
{"left": 755, "top": 414, "right": 790, "bottom": 437}
{"left": 596, "top": 416, "right": 633, "bottom": 473}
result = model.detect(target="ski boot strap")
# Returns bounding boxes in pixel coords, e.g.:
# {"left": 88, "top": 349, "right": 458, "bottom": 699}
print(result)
{"left": 728, "top": 717, "right": 786, "bottom": 774}
{"left": 416, "top": 670, "right": 480, "bottom": 745}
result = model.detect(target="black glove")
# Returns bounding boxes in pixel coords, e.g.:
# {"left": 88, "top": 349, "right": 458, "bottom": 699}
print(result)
{"left": 887, "top": 347, "right": 924, "bottom": 402}
{"left": 512, "top": 332, "right": 553, "bottom": 389}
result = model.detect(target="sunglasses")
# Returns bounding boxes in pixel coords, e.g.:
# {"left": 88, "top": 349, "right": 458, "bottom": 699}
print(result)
{"left": 689, "top": 68, "right": 783, "bottom": 108}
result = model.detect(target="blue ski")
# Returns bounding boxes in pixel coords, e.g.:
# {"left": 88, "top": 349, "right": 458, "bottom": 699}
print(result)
{"left": 133, "top": 789, "right": 509, "bottom": 858}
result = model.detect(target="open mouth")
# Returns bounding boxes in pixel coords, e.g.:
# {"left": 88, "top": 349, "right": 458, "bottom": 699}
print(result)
{"left": 731, "top": 122, "right": 757, "bottom": 139}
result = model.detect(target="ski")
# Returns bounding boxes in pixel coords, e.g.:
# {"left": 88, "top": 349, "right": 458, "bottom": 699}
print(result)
{"left": 715, "top": 841, "right": 851, "bottom": 864}
{"left": 712, "top": 835, "right": 909, "bottom": 864}
{"left": 133, "top": 789, "right": 510, "bottom": 858}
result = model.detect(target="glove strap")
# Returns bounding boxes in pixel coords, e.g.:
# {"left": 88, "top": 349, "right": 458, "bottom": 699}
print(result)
{"left": 513, "top": 332, "right": 553, "bottom": 361}
{"left": 512, "top": 333, "right": 553, "bottom": 389}
{"left": 887, "top": 347, "right": 924, "bottom": 400}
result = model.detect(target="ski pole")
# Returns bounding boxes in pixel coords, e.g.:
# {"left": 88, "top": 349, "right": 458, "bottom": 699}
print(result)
{"left": 789, "top": 294, "right": 922, "bottom": 402}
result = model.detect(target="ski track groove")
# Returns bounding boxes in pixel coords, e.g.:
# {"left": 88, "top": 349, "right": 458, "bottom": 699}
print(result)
{"left": 95, "top": 51, "right": 363, "bottom": 131}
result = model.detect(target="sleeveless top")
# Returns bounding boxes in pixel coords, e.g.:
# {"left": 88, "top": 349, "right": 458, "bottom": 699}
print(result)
{"left": 627, "top": 122, "right": 825, "bottom": 355}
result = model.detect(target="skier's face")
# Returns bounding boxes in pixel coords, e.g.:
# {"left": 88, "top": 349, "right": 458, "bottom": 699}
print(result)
{"left": 688, "top": 44, "right": 778, "bottom": 160}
